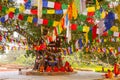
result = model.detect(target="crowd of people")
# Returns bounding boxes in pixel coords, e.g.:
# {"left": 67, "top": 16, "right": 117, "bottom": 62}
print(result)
{"left": 33, "top": 50, "right": 73, "bottom": 72}
{"left": 39, "top": 61, "right": 73, "bottom": 72}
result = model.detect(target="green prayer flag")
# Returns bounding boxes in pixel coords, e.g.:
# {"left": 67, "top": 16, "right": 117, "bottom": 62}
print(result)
{"left": 48, "top": 20, "right": 53, "bottom": 27}
{"left": 24, "top": 15, "right": 28, "bottom": 21}
{"left": 79, "top": 14, "right": 87, "bottom": 22}
{"left": 42, "top": 9, "right": 47, "bottom": 14}
{"left": 95, "top": 10, "right": 101, "bottom": 19}
{"left": 62, "top": 4, "right": 68, "bottom": 9}
{"left": 15, "top": 8, "right": 19, "bottom": 15}
{"left": 102, "top": 5, "right": 108, "bottom": 10}
{"left": 88, "top": 30, "right": 92, "bottom": 42}
{"left": 77, "top": 25, "right": 83, "bottom": 31}
{"left": 2, "top": 6, "right": 7, "bottom": 13}
{"left": 108, "top": 30, "right": 113, "bottom": 36}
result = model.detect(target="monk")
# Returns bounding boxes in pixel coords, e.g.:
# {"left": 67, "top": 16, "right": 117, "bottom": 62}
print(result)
{"left": 46, "top": 65, "right": 52, "bottom": 72}
{"left": 65, "top": 61, "right": 70, "bottom": 67}
{"left": 39, "top": 65, "right": 44, "bottom": 72}
{"left": 114, "top": 62, "right": 119, "bottom": 77}
{"left": 59, "top": 66, "right": 66, "bottom": 72}
{"left": 68, "top": 65, "right": 73, "bottom": 72}
{"left": 53, "top": 66, "right": 59, "bottom": 72}
{"left": 105, "top": 69, "right": 114, "bottom": 79}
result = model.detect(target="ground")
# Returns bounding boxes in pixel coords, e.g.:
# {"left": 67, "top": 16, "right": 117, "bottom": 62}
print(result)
{"left": 0, "top": 70, "right": 105, "bottom": 80}
{"left": 0, "top": 63, "right": 119, "bottom": 80}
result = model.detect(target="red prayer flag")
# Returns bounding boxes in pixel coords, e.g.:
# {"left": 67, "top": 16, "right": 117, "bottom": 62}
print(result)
{"left": 71, "top": 24, "right": 77, "bottom": 30}
{"left": 9, "top": 12, "right": 14, "bottom": 19}
{"left": 43, "top": 19, "right": 48, "bottom": 25}
{"left": 18, "top": 14, "right": 24, "bottom": 20}
{"left": 87, "top": 12, "right": 95, "bottom": 17}
{"left": 0, "top": 6, "right": 2, "bottom": 11}
{"left": 102, "top": 32, "right": 108, "bottom": 36}
{"left": 54, "top": 2, "right": 61, "bottom": 10}
{"left": 86, "top": 17, "right": 94, "bottom": 24}
{"left": 31, "top": 9, "right": 38, "bottom": 15}
{"left": 0, "top": 35, "right": 2, "bottom": 41}
{"left": 24, "top": 0, "right": 28, "bottom": 3}
{"left": 92, "top": 25, "right": 97, "bottom": 40}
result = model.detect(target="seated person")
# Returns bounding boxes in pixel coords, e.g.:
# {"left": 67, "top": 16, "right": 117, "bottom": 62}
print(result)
{"left": 46, "top": 65, "right": 52, "bottom": 72}
{"left": 68, "top": 65, "right": 73, "bottom": 72}
{"left": 65, "top": 66, "right": 69, "bottom": 72}
{"left": 39, "top": 65, "right": 44, "bottom": 72}
{"left": 59, "top": 66, "right": 66, "bottom": 72}
{"left": 104, "top": 69, "right": 114, "bottom": 79}
{"left": 65, "top": 61, "right": 70, "bottom": 67}
{"left": 53, "top": 66, "right": 59, "bottom": 72}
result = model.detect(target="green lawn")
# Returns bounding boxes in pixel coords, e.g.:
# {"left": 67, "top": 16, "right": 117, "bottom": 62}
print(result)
{"left": 71, "top": 62, "right": 113, "bottom": 72}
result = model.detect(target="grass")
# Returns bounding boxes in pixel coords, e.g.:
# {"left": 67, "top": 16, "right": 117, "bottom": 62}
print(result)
{"left": 71, "top": 62, "right": 113, "bottom": 72}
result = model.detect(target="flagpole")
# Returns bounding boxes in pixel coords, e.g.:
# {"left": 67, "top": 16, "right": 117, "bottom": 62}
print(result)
{"left": 38, "top": 0, "right": 42, "bottom": 19}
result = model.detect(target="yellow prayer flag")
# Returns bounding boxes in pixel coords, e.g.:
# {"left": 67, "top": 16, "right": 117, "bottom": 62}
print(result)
{"left": 19, "top": 5, "right": 25, "bottom": 12}
{"left": 27, "top": 16, "right": 33, "bottom": 23}
{"left": 59, "top": 23, "right": 63, "bottom": 33}
{"left": 83, "top": 26, "right": 90, "bottom": 32}
{"left": 25, "top": 45, "right": 29, "bottom": 50}
{"left": 6, "top": 9, "right": 9, "bottom": 14}
{"left": 104, "top": 39, "right": 107, "bottom": 42}
{"left": 101, "top": 11, "right": 106, "bottom": 19}
{"left": 72, "top": 2, "right": 78, "bottom": 19}
{"left": 87, "top": 7, "right": 95, "bottom": 12}
{"left": 96, "top": 0, "right": 100, "bottom": 10}
{"left": 47, "top": 10, "right": 55, "bottom": 14}
{"left": 9, "top": 7, "right": 15, "bottom": 13}
{"left": 106, "top": 49, "right": 109, "bottom": 54}
{"left": 110, "top": 26, "right": 118, "bottom": 32}
{"left": 85, "top": 33, "right": 88, "bottom": 44}
{"left": 53, "top": 21, "right": 59, "bottom": 27}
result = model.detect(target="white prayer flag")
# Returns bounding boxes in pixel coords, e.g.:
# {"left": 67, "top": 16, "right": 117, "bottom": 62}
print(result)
{"left": 113, "top": 32, "right": 119, "bottom": 37}
{"left": 48, "top": 1, "right": 55, "bottom": 8}
{"left": 38, "top": 19, "right": 43, "bottom": 24}
{"left": 5, "top": 15, "right": 8, "bottom": 21}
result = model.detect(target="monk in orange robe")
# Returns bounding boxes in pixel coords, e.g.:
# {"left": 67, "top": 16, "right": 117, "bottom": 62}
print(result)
{"left": 53, "top": 66, "right": 59, "bottom": 72}
{"left": 46, "top": 65, "right": 52, "bottom": 72}
{"left": 39, "top": 65, "right": 44, "bottom": 72}
{"left": 114, "top": 63, "right": 119, "bottom": 77}
{"left": 105, "top": 69, "right": 114, "bottom": 79}
{"left": 59, "top": 66, "right": 66, "bottom": 72}
{"left": 68, "top": 65, "right": 73, "bottom": 72}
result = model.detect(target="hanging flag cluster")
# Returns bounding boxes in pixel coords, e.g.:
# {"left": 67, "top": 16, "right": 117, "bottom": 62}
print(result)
{"left": 0, "top": 13, "right": 62, "bottom": 27}
{"left": 0, "top": 5, "right": 67, "bottom": 15}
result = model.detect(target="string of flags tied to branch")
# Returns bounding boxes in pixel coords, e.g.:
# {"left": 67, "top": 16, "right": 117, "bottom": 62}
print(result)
{"left": 4, "top": 0, "right": 68, "bottom": 10}
{"left": 0, "top": 5, "right": 67, "bottom": 15}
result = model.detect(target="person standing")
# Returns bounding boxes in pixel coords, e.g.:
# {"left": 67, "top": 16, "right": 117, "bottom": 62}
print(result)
{"left": 114, "top": 62, "right": 119, "bottom": 77}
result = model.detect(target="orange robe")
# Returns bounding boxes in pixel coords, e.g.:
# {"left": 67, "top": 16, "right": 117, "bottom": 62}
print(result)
{"left": 105, "top": 71, "right": 114, "bottom": 79}
{"left": 114, "top": 63, "right": 119, "bottom": 76}
{"left": 46, "top": 66, "right": 52, "bottom": 72}
{"left": 60, "top": 66, "right": 66, "bottom": 72}
{"left": 39, "top": 66, "right": 44, "bottom": 72}
{"left": 53, "top": 66, "right": 59, "bottom": 72}
{"left": 68, "top": 67, "right": 73, "bottom": 72}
